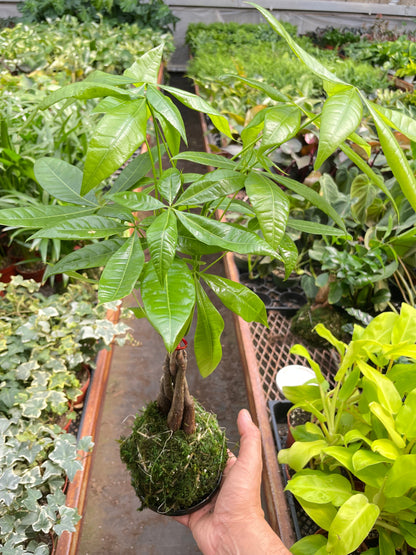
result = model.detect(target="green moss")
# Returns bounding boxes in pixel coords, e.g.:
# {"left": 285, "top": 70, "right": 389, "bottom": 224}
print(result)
{"left": 119, "top": 401, "right": 227, "bottom": 515}
{"left": 290, "top": 304, "right": 352, "bottom": 349}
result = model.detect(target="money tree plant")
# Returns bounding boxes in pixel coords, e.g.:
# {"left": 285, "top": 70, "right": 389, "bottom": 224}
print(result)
{"left": 0, "top": 42, "right": 347, "bottom": 513}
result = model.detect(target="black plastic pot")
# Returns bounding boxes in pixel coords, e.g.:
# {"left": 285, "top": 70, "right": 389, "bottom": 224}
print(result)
{"left": 146, "top": 473, "right": 222, "bottom": 516}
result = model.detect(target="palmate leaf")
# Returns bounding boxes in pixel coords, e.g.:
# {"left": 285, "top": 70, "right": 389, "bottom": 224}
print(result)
{"left": 252, "top": 3, "right": 345, "bottom": 89}
{"left": 30, "top": 215, "right": 127, "bottom": 240}
{"left": 108, "top": 147, "right": 159, "bottom": 194}
{"left": 271, "top": 173, "right": 347, "bottom": 234}
{"left": 160, "top": 85, "right": 233, "bottom": 139}
{"left": 38, "top": 81, "right": 131, "bottom": 110}
{"left": 369, "top": 101, "right": 416, "bottom": 142}
{"left": 175, "top": 169, "right": 245, "bottom": 206}
{"left": 367, "top": 102, "right": 416, "bottom": 212}
{"left": 0, "top": 205, "right": 96, "bottom": 228}
{"left": 158, "top": 168, "right": 183, "bottom": 205}
{"left": 201, "top": 273, "right": 267, "bottom": 326}
{"left": 124, "top": 44, "right": 164, "bottom": 84}
{"left": 287, "top": 219, "right": 349, "bottom": 237}
{"left": 172, "top": 151, "right": 237, "bottom": 170}
{"left": 82, "top": 99, "right": 149, "bottom": 195}
{"left": 175, "top": 211, "right": 277, "bottom": 257}
{"left": 98, "top": 233, "right": 144, "bottom": 303}
{"left": 141, "top": 258, "right": 195, "bottom": 352}
{"left": 34, "top": 158, "right": 98, "bottom": 206}
{"left": 43, "top": 237, "right": 124, "bottom": 279}
{"left": 147, "top": 209, "right": 178, "bottom": 284}
{"left": 315, "top": 86, "right": 363, "bottom": 170}
{"left": 108, "top": 191, "right": 165, "bottom": 211}
{"left": 261, "top": 105, "right": 301, "bottom": 152}
{"left": 194, "top": 281, "right": 224, "bottom": 377}
{"left": 245, "top": 172, "right": 289, "bottom": 250}
{"left": 146, "top": 85, "right": 187, "bottom": 143}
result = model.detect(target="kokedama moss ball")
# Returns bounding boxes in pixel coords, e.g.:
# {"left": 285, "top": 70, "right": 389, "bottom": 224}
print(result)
{"left": 119, "top": 401, "right": 228, "bottom": 515}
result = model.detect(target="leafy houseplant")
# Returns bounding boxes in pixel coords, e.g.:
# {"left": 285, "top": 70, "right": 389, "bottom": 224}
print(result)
{"left": 3, "top": 0, "right": 416, "bottom": 517}
{"left": 0, "top": 38, "right": 347, "bottom": 516}
{"left": 278, "top": 304, "right": 416, "bottom": 554}
{"left": 0, "top": 276, "right": 131, "bottom": 553}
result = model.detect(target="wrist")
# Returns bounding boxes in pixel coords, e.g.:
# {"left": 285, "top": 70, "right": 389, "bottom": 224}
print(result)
{"left": 216, "top": 517, "right": 289, "bottom": 555}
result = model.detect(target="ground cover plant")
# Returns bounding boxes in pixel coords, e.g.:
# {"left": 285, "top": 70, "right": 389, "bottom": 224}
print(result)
{"left": 0, "top": 276, "right": 131, "bottom": 553}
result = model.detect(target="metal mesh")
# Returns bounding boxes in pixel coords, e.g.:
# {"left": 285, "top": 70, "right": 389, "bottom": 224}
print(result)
{"left": 249, "top": 310, "right": 340, "bottom": 403}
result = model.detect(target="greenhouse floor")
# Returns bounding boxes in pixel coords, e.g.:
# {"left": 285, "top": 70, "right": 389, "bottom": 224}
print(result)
{"left": 77, "top": 74, "right": 251, "bottom": 555}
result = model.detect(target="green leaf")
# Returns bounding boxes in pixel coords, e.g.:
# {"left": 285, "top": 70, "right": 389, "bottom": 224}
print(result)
{"left": 369, "top": 402, "right": 405, "bottom": 449}
{"left": 147, "top": 209, "right": 178, "bottom": 284}
{"left": 222, "top": 73, "right": 290, "bottom": 103}
{"left": 194, "top": 281, "right": 224, "bottom": 377}
{"left": 315, "top": 87, "right": 363, "bottom": 170}
{"left": 396, "top": 389, "right": 416, "bottom": 439}
{"left": 286, "top": 470, "right": 352, "bottom": 505}
{"left": 202, "top": 273, "right": 267, "bottom": 326}
{"left": 290, "top": 534, "right": 328, "bottom": 555}
{"left": 124, "top": 44, "right": 164, "bottom": 84}
{"left": 82, "top": 99, "right": 148, "bottom": 194}
{"left": 252, "top": 3, "right": 346, "bottom": 88}
{"left": 175, "top": 169, "right": 245, "bottom": 206}
{"left": 287, "top": 219, "right": 348, "bottom": 237}
{"left": 38, "top": 81, "right": 130, "bottom": 110}
{"left": 371, "top": 439, "right": 401, "bottom": 460}
{"left": 109, "top": 147, "right": 157, "bottom": 194}
{"left": 369, "top": 101, "right": 416, "bottom": 143}
{"left": 172, "top": 151, "right": 237, "bottom": 169}
{"left": 261, "top": 105, "right": 301, "bottom": 151}
{"left": 31, "top": 216, "right": 127, "bottom": 240}
{"left": 0, "top": 205, "right": 97, "bottom": 228}
{"left": 271, "top": 173, "right": 347, "bottom": 233}
{"left": 245, "top": 172, "right": 289, "bottom": 250}
{"left": 175, "top": 211, "right": 277, "bottom": 257}
{"left": 141, "top": 258, "right": 195, "bottom": 352}
{"left": 278, "top": 440, "right": 328, "bottom": 472}
{"left": 158, "top": 168, "right": 183, "bottom": 205}
{"left": 357, "top": 359, "right": 402, "bottom": 414}
{"left": 327, "top": 494, "right": 380, "bottom": 555}
{"left": 98, "top": 233, "right": 144, "bottom": 303}
{"left": 34, "top": 158, "right": 97, "bottom": 206}
{"left": 299, "top": 499, "right": 337, "bottom": 532}
{"left": 385, "top": 454, "right": 416, "bottom": 497}
{"left": 108, "top": 190, "right": 165, "bottom": 211}
{"left": 367, "top": 102, "right": 416, "bottom": 212}
{"left": 49, "top": 437, "right": 82, "bottom": 481}
{"left": 160, "top": 85, "right": 232, "bottom": 138}
{"left": 146, "top": 85, "right": 186, "bottom": 143}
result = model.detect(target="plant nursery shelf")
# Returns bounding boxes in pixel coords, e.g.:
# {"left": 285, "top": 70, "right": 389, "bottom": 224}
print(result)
{"left": 223, "top": 252, "right": 340, "bottom": 547}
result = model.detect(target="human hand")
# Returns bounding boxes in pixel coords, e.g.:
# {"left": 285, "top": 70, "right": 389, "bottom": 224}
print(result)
{"left": 174, "top": 409, "right": 290, "bottom": 555}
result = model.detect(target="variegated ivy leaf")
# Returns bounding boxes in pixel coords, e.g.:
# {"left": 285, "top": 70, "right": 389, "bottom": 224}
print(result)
{"left": 49, "top": 436, "right": 83, "bottom": 482}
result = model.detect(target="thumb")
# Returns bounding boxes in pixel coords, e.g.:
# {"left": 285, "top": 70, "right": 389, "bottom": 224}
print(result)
{"left": 236, "top": 409, "right": 263, "bottom": 475}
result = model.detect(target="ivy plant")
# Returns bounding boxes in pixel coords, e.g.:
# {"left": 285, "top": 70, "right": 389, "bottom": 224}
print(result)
{"left": 0, "top": 276, "right": 131, "bottom": 553}
{"left": 279, "top": 304, "right": 416, "bottom": 554}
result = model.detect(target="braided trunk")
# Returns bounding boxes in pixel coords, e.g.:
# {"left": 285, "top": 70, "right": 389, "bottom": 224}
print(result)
{"left": 157, "top": 349, "right": 196, "bottom": 435}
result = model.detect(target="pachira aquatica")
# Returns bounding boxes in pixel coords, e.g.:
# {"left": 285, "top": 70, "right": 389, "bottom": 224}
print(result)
{"left": 0, "top": 45, "right": 345, "bottom": 387}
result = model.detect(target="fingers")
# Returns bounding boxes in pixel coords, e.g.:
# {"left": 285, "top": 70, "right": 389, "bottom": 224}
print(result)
{"left": 236, "top": 409, "right": 262, "bottom": 476}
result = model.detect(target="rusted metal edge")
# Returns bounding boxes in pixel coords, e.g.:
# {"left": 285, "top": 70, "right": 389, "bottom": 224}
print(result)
{"left": 193, "top": 86, "right": 295, "bottom": 546}
{"left": 55, "top": 308, "right": 120, "bottom": 555}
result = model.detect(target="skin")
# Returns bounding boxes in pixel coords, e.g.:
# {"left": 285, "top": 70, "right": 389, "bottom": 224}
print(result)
{"left": 174, "top": 409, "right": 291, "bottom": 555}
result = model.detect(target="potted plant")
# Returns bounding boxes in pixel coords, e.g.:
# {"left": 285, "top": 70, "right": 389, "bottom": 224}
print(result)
{"left": 278, "top": 304, "right": 416, "bottom": 553}
{"left": 0, "top": 39, "right": 347, "bottom": 517}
